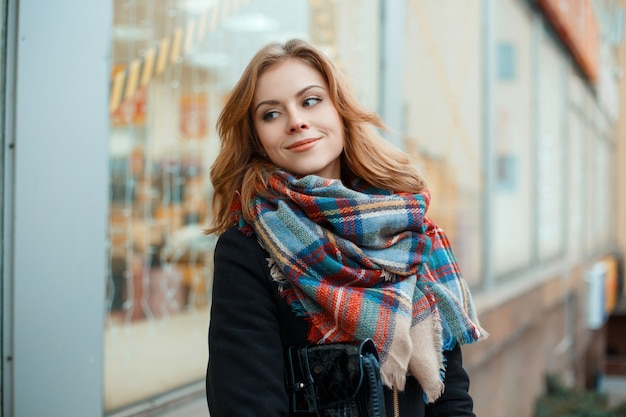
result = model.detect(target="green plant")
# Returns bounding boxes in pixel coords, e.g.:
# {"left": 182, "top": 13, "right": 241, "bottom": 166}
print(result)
{"left": 535, "top": 374, "right": 626, "bottom": 417}
{"left": 612, "top": 402, "right": 626, "bottom": 417}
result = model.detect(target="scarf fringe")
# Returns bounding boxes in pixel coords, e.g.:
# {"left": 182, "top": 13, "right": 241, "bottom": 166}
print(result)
{"left": 378, "top": 312, "right": 446, "bottom": 403}
{"left": 409, "top": 313, "right": 445, "bottom": 403}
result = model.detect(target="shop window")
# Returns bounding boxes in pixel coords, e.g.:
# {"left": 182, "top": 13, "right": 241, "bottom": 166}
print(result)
{"left": 536, "top": 27, "right": 566, "bottom": 261}
{"left": 567, "top": 72, "right": 587, "bottom": 259}
{"left": 492, "top": 0, "right": 534, "bottom": 277}
{"left": 402, "top": 0, "right": 483, "bottom": 286}
{"left": 582, "top": 98, "right": 613, "bottom": 256}
{"left": 592, "top": 126, "right": 613, "bottom": 250}
{"left": 106, "top": 0, "right": 381, "bottom": 412}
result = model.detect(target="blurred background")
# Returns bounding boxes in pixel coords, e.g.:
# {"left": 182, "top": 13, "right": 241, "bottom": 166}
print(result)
{"left": 2, "top": 0, "right": 626, "bottom": 416}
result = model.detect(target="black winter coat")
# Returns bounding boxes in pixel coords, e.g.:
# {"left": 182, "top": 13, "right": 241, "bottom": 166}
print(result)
{"left": 206, "top": 227, "right": 476, "bottom": 417}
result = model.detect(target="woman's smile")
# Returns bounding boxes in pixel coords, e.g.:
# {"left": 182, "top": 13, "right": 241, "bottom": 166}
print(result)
{"left": 286, "top": 137, "right": 320, "bottom": 152}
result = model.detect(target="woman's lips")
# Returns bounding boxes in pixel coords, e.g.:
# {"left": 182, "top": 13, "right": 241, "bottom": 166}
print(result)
{"left": 286, "top": 138, "right": 320, "bottom": 152}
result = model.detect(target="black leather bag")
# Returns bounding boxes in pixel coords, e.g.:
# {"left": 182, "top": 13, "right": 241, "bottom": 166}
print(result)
{"left": 285, "top": 339, "right": 386, "bottom": 417}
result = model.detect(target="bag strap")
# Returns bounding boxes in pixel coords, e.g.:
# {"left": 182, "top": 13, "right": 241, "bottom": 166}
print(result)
{"left": 361, "top": 351, "right": 386, "bottom": 417}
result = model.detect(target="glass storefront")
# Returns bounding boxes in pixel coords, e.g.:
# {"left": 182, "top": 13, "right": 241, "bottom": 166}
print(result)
{"left": 567, "top": 71, "right": 587, "bottom": 258}
{"left": 536, "top": 26, "right": 566, "bottom": 261}
{"left": 106, "top": 0, "right": 381, "bottom": 412}
{"left": 492, "top": 0, "right": 534, "bottom": 276}
{"left": 403, "top": 0, "right": 483, "bottom": 285}
{"left": 0, "top": 0, "right": 620, "bottom": 415}
{"left": 105, "top": 0, "right": 619, "bottom": 413}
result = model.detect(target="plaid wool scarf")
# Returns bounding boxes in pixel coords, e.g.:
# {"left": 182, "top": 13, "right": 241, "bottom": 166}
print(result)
{"left": 234, "top": 171, "right": 486, "bottom": 403}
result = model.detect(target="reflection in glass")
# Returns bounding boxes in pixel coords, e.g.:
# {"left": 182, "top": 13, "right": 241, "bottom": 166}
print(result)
{"left": 403, "top": 0, "right": 483, "bottom": 285}
{"left": 537, "top": 30, "right": 565, "bottom": 260}
{"left": 492, "top": 0, "right": 533, "bottom": 276}
{"left": 105, "top": 0, "right": 380, "bottom": 411}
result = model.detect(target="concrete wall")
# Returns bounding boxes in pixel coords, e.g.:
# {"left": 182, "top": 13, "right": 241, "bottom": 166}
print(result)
{"left": 464, "top": 261, "right": 608, "bottom": 417}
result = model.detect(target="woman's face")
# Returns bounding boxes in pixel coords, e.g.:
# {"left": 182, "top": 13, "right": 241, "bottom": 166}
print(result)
{"left": 252, "top": 58, "right": 344, "bottom": 179}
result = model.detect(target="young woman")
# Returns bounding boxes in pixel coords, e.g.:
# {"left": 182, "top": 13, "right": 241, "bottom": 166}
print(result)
{"left": 206, "top": 38, "right": 486, "bottom": 417}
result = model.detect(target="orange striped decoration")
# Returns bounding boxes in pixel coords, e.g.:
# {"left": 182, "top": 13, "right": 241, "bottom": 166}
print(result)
{"left": 109, "top": 0, "right": 247, "bottom": 114}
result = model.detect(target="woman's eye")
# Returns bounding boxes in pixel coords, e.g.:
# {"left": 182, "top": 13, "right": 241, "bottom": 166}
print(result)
{"left": 303, "top": 97, "right": 321, "bottom": 108}
{"left": 262, "top": 110, "right": 279, "bottom": 121}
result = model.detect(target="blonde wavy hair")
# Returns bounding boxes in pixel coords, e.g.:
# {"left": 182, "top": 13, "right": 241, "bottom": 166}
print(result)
{"left": 207, "top": 39, "right": 427, "bottom": 235}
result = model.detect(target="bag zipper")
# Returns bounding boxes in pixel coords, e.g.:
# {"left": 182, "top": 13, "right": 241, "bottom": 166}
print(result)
{"left": 393, "top": 385, "right": 399, "bottom": 417}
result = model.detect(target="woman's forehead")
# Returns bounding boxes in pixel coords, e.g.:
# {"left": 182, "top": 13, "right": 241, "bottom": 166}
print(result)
{"left": 254, "top": 59, "right": 328, "bottom": 99}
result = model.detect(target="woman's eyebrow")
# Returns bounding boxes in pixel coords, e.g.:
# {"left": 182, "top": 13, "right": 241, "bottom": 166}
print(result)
{"left": 295, "top": 84, "right": 324, "bottom": 97}
{"left": 253, "top": 84, "right": 325, "bottom": 114}
{"left": 253, "top": 99, "right": 279, "bottom": 114}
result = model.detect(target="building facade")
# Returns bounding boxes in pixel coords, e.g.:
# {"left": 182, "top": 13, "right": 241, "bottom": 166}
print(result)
{"left": 1, "top": 0, "right": 624, "bottom": 416}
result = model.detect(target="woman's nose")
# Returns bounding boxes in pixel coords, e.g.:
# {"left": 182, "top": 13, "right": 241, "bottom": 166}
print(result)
{"left": 287, "top": 110, "right": 309, "bottom": 133}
